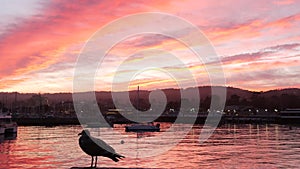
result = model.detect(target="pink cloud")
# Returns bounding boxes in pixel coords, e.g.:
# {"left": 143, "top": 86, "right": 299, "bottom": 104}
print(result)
{"left": 0, "top": 1, "right": 151, "bottom": 89}
{"left": 0, "top": 0, "right": 299, "bottom": 92}
{"left": 273, "top": 0, "right": 295, "bottom": 5}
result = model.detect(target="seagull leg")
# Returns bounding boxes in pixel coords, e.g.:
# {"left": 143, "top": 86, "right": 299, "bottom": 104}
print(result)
{"left": 91, "top": 156, "right": 94, "bottom": 168}
{"left": 95, "top": 156, "right": 98, "bottom": 168}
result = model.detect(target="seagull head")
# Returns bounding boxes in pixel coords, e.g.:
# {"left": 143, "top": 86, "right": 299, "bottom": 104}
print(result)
{"left": 78, "top": 130, "right": 90, "bottom": 136}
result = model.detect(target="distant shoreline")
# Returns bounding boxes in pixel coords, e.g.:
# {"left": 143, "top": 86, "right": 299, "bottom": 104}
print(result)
{"left": 13, "top": 115, "right": 299, "bottom": 126}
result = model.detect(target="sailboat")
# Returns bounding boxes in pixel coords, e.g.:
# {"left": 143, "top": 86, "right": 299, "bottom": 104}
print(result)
{"left": 125, "top": 86, "right": 160, "bottom": 132}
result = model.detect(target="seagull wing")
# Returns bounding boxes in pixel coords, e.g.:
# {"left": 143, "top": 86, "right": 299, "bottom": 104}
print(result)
{"left": 91, "top": 136, "right": 124, "bottom": 162}
{"left": 91, "top": 136, "right": 116, "bottom": 153}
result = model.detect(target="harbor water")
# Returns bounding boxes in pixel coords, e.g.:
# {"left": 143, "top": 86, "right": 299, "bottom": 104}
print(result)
{"left": 1, "top": 123, "right": 300, "bottom": 169}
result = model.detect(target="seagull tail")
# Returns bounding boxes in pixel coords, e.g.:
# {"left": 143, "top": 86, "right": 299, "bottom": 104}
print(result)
{"left": 111, "top": 153, "right": 125, "bottom": 162}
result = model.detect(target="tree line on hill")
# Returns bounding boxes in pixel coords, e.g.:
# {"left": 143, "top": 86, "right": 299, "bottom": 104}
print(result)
{"left": 0, "top": 87, "right": 299, "bottom": 116}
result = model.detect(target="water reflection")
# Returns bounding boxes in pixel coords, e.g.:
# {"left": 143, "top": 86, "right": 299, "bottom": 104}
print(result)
{"left": 0, "top": 124, "right": 299, "bottom": 168}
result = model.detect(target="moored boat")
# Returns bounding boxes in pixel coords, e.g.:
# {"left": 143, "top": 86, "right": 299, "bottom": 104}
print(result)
{"left": 0, "top": 126, "right": 5, "bottom": 135}
{"left": 0, "top": 112, "right": 18, "bottom": 134}
{"left": 125, "top": 122, "right": 160, "bottom": 132}
{"left": 124, "top": 86, "right": 160, "bottom": 132}
{"left": 279, "top": 108, "right": 300, "bottom": 124}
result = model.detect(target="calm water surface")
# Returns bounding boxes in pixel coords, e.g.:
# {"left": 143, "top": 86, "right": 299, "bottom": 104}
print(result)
{"left": 0, "top": 123, "right": 300, "bottom": 169}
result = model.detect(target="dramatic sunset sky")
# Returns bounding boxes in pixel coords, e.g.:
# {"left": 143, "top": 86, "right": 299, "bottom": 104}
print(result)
{"left": 0, "top": 0, "right": 299, "bottom": 93}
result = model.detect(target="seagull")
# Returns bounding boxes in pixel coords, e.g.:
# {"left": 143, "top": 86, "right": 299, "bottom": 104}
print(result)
{"left": 78, "top": 130, "right": 125, "bottom": 168}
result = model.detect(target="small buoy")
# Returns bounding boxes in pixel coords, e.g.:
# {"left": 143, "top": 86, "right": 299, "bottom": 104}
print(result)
{"left": 120, "top": 140, "right": 125, "bottom": 144}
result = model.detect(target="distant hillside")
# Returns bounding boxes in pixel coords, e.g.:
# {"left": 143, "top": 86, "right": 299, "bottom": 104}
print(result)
{"left": 0, "top": 87, "right": 299, "bottom": 109}
{"left": 260, "top": 88, "right": 300, "bottom": 97}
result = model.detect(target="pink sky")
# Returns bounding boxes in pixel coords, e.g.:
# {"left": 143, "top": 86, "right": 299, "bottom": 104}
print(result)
{"left": 0, "top": 0, "right": 299, "bottom": 93}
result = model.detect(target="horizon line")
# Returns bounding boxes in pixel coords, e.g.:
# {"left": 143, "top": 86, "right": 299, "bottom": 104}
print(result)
{"left": 0, "top": 85, "right": 299, "bottom": 95}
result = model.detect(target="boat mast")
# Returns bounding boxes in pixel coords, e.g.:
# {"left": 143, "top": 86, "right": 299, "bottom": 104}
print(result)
{"left": 136, "top": 86, "right": 139, "bottom": 122}
{"left": 137, "top": 86, "right": 139, "bottom": 111}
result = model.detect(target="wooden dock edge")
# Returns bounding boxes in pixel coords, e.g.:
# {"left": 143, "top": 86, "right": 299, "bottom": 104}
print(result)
{"left": 70, "top": 167, "right": 166, "bottom": 169}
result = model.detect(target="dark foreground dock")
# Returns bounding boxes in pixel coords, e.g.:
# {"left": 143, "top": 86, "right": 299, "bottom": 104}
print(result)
{"left": 70, "top": 167, "right": 164, "bottom": 169}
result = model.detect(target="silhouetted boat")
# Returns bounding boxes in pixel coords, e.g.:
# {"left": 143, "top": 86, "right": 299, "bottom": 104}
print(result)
{"left": 0, "top": 112, "right": 17, "bottom": 134}
{"left": 280, "top": 108, "right": 300, "bottom": 124}
{"left": 125, "top": 122, "right": 160, "bottom": 132}
{"left": 0, "top": 126, "right": 5, "bottom": 135}
{"left": 125, "top": 86, "right": 160, "bottom": 132}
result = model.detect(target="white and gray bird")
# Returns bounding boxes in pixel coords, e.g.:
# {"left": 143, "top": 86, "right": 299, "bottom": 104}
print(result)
{"left": 78, "top": 130, "right": 125, "bottom": 168}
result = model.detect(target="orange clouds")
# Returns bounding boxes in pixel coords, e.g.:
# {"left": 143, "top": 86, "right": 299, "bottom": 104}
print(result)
{"left": 0, "top": 0, "right": 299, "bottom": 92}
{"left": 0, "top": 0, "right": 177, "bottom": 92}
{"left": 273, "top": 0, "right": 295, "bottom": 5}
{"left": 205, "top": 12, "right": 300, "bottom": 45}
{"left": 207, "top": 19, "right": 263, "bottom": 43}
